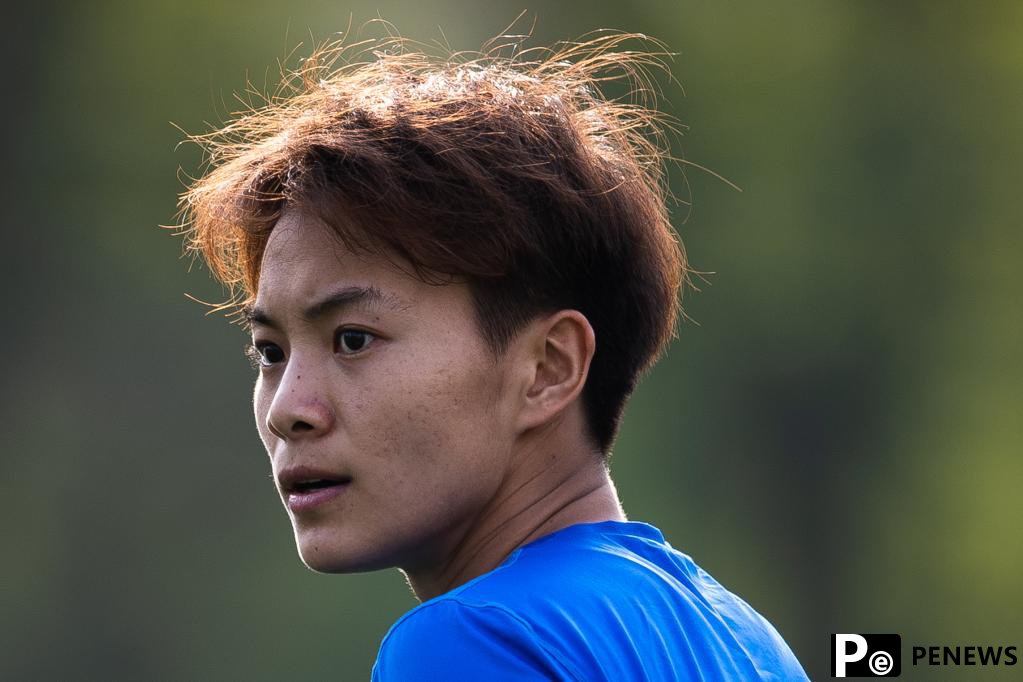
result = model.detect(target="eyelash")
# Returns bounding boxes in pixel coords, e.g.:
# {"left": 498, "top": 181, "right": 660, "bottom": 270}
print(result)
{"left": 245, "top": 329, "right": 376, "bottom": 370}
{"left": 244, "top": 343, "right": 263, "bottom": 370}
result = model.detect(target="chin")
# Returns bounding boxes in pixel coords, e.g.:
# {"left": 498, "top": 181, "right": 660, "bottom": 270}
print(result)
{"left": 294, "top": 531, "right": 395, "bottom": 574}
{"left": 296, "top": 539, "right": 361, "bottom": 573}
{"left": 299, "top": 551, "right": 355, "bottom": 574}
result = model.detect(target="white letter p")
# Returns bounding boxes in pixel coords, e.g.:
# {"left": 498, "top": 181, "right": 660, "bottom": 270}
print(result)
{"left": 834, "top": 634, "right": 868, "bottom": 677}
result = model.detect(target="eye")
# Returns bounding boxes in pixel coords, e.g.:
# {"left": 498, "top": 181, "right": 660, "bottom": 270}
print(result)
{"left": 245, "top": 341, "right": 286, "bottom": 369}
{"left": 335, "top": 329, "right": 375, "bottom": 355}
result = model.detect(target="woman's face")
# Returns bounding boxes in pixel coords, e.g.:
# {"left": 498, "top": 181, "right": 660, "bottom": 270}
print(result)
{"left": 248, "top": 209, "right": 521, "bottom": 573}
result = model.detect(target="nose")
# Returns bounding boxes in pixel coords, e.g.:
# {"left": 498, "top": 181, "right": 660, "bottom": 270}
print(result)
{"left": 265, "top": 361, "right": 334, "bottom": 441}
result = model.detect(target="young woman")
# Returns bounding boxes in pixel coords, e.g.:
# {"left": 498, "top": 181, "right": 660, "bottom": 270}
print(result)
{"left": 178, "top": 33, "right": 809, "bottom": 681}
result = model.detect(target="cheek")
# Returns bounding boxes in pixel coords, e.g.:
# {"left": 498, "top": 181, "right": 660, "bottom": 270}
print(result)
{"left": 354, "top": 369, "right": 505, "bottom": 546}
{"left": 377, "top": 353, "right": 506, "bottom": 470}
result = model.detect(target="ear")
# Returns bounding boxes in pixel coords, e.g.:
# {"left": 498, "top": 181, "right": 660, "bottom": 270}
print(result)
{"left": 514, "top": 310, "right": 596, "bottom": 434}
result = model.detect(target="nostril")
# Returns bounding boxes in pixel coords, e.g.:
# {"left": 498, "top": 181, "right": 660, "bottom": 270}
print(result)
{"left": 291, "top": 420, "right": 315, "bottom": 432}
{"left": 266, "top": 418, "right": 286, "bottom": 440}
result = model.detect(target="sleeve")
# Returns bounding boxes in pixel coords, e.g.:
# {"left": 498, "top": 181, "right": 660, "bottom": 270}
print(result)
{"left": 371, "top": 599, "right": 577, "bottom": 681}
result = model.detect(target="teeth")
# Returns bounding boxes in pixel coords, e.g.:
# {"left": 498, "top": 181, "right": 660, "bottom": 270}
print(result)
{"left": 295, "top": 479, "right": 335, "bottom": 491}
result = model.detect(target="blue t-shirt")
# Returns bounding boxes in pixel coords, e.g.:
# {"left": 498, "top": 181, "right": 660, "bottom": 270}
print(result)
{"left": 372, "top": 520, "right": 808, "bottom": 681}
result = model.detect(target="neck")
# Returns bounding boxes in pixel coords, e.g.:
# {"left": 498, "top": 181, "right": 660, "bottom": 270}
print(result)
{"left": 400, "top": 433, "right": 626, "bottom": 602}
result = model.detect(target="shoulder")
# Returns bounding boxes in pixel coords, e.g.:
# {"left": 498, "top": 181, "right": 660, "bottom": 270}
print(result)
{"left": 371, "top": 598, "right": 581, "bottom": 682}
{"left": 458, "top": 521, "right": 809, "bottom": 681}
{"left": 373, "top": 521, "right": 809, "bottom": 681}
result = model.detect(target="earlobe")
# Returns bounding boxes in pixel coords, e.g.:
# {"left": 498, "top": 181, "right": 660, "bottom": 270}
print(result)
{"left": 519, "top": 310, "right": 595, "bottom": 430}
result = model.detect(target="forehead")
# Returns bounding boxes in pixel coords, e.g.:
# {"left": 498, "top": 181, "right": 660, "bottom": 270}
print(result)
{"left": 251, "top": 209, "right": 473, "bottom": 329}
{"left": 260, "top": 209, "right": 356, "bottom": 279}
{"left": 255, "top": 210, "right": 398, "bottom": 301}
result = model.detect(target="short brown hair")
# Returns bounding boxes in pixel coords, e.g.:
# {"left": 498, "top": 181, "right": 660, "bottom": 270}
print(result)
{"left": 178, "top": 31, "right": 688, "bottom": 454}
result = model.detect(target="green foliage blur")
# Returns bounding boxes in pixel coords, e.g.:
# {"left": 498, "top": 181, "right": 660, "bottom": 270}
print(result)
{"left": 3, "top": 2, "right": 1020, "bottom": 680}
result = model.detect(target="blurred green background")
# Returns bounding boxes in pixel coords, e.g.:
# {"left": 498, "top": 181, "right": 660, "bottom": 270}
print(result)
{"left": 4, "top": 1, "right": 1021, "bottom": 680}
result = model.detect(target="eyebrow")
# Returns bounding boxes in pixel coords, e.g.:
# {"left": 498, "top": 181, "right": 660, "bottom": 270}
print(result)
{"left": 243, "top": 286, "right": 402, "bottom": 330}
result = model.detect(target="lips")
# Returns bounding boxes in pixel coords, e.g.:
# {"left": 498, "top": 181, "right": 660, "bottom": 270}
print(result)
{"left": 276, "top": 465, "right": 352, "bottom": 513}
